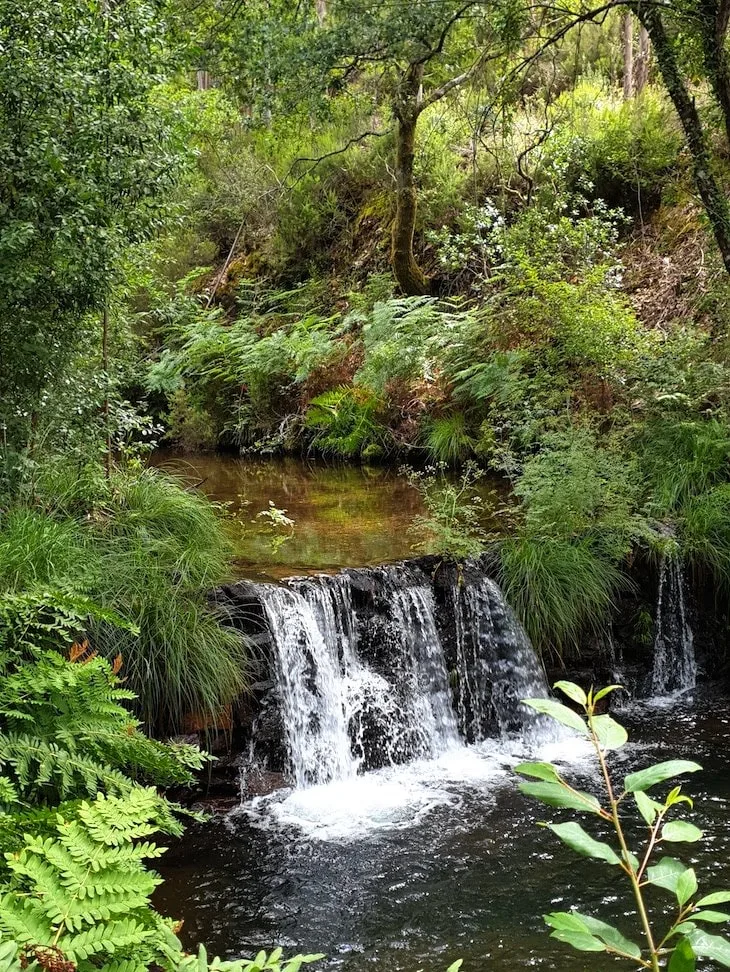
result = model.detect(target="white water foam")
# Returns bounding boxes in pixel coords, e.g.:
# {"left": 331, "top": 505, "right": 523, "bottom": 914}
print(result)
{"left": 238, "top": 732, "right": 593, "bottom": 843}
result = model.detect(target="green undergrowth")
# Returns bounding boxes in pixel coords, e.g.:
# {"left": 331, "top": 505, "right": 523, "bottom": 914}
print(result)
{"left": 0, "top": 464, "right": 248, "bottom": 734}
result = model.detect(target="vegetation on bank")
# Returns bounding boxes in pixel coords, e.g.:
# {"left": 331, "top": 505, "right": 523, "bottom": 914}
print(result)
{"left": 4, "top": 0, "right": 730, "bottom": 968}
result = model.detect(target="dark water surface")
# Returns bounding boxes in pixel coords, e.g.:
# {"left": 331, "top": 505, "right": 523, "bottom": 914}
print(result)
{"left": 153, "top": 453, "right": 427, "bottom": 580}
{"left": 156, "top": 696, "right": 730, "bottom": 971}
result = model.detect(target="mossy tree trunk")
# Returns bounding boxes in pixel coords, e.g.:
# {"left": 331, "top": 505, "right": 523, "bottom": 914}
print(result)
{"left": 392, "top": 64, "right": 431, "bottom": 296}
{"left": 637, "top": 3, "right": 730, "bottom": 273}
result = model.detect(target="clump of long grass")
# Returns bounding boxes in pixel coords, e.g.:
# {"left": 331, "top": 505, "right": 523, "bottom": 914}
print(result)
{"left": 0, "top": 465, "right": 249, "bottom": 734}
{"left": 422, "top": 412, "right": 475, "bottom": 464}
{"left": 498, "top": 534, "right": 630, "bottom": 657}
{"left": 681, "top": 484, "right": 730, "bottom": 591}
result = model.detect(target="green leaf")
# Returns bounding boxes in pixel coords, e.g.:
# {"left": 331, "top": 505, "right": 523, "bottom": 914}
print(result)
{"left": 593, "top": 685, "right": 623, "bottom": 703}
{"left": 691, "top": 912, "right": 730, "bottom": 923}
{"left": 591, "top": 714, "right": 628, "bottom": 751}
{"left": 687, "top": 929, "right": 730, "bottom": 966}
{"left": 445, "top": 962, "right": 463, "bottom": 972}
{"left": 522, "top": 698, "right": 589, "bottom": 736}
{"left": 544, "top": 911, "right": 641, "bottom": 958}
{"left": 663, "top": 821, "right": 703, "bottom": 843}
{"left": 669, "top": 938, "right": 696, "bottom": 972}
{"left": 550, "top": 929, "right": 606, "bottom": 952}
{"left": 697, "top": 893, "right": 730, "bottom": 907}
{"left": 544, "top": 913, "right": 606, "bottom": 953}
{"left": 624, "top": 760, "right": 702, "bottom": 793}
{"left": 635, "top": 790, "right": 663, "bottom": 826}
{"left": 647, "top": 857, "right": 689, "bottom": 893}
{"left": 554, "top": 681, "right": 587, "bottom": 706}
{"left": 519, "top": 781, "right": 602, "bottom": 815}
{"left": 514, "top": 761, "right": 561, "bottom": 783}
{"left": 677, "top": 869, "right": 698, "bottom": 907}
{"left": 579, "top": 914, "right": 642, "bottom": 958}
{"left": 547, "top": 822, "right": 621, "bottom": 865}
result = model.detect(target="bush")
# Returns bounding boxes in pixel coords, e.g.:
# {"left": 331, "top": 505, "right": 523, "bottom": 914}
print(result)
{"left": 540, "top": 81, "right": 682, "bottom": 211}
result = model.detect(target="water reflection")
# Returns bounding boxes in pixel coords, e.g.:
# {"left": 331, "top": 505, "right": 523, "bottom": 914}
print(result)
{"left": 152, "top": 453, "right": 427, "bottom": 580}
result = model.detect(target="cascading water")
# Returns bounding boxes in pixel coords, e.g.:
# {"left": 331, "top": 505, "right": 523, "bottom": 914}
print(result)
{"left": 257, "top": 562, "right": 554, "bottom": 790}
{"left": 451, "top": 575, "right": 551, "bottom": 740}
{"left": 651, "top": 556, "right": 697, "bottom": 696}
{"left": 259, "top": 585, "right": 357, "bottom": 787}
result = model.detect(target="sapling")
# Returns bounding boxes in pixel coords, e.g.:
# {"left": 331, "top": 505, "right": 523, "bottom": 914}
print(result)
{"left": 517, "top": 682, "right": 730, "bottom": 970}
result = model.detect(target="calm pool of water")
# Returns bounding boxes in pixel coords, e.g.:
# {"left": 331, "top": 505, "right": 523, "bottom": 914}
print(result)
{"left": 153, "top": 453, "right": 427, "bottom": 580}
{"left": 156, "top": 695, "right": 730, "bottom": 971}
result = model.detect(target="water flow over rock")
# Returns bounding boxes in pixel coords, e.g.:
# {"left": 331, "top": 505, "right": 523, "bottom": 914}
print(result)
{"left": 651, "top": 556, "right": 697, "bottom": 696}
{"left": 255, "top": 560, "right": 551, "bottom": 788}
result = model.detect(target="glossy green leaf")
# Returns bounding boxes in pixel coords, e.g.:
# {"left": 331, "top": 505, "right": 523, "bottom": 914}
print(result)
{"left": 647, "top": 857, "right": 689, "bottom": 893}
{"left": 547, "top": 822, "right": 621, "bottom": 865}
{"left": 519, "top": 781, "right": 602, "bottom": 815}
{"left": 687, "top": 929, "right": 730, "bottom": 966}
{"left": 522, "top": 698, "right": 589, "bottom": 736}
{"left": 677, "top": 868, "right": 698, "bottom": 907}
{"left": 691, "top": 912, "right": 730, "bottom": 923}
{"left": 445, "top": 962, "right": 463, "bottom": 972}
{"left": 514, "top": 761, "right": 561, "bottom": 783}
{"left": 624, "top": 760, "right": 702, "bottom": 793}
{"left": 544, "top": 912, "right": 641, "bottom": 958}
{"left": 593, "top": 685, "right": 624, "bottom": 703}
{"left": 634, "top": 790, "right": 663, "bottom": 826}
{"left": 669, "top": 938, "right": 696, "bottom": 972}
{"left": 591, "top": 714, "right": 628, "bottom": 751}
{"left": 553, "top": 681, "right": 587, "bottom": 706}
{"left": 578, "top": 914, "right": 642, "bottom": 958}
{"left": 550, "top": 929, "right": 606, "bottom": 952}
{"left": 697, "top": 893, "right": 730, "bottom": 907}
{"left": 663, "top": 821, "right": 703, "bottom": 843}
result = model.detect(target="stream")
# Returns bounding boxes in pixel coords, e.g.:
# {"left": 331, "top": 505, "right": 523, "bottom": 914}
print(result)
{"left": 154, "top": 454, "right": 730, "bottom": 971}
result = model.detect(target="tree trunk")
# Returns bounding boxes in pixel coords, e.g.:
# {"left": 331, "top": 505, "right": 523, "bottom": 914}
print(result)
{"left": 698, "top": 0, "right": 730, "bottom": 148}
{"left": 638, "top": 5, "right": 730, "bottom": 272}
{"left": 392, "top": 112, "right": 431, "bottom": 295}
{"left": 635, "top": 25, "right": 650, "bottom": 92}
{"left": 315, "top": 0, "right": 326, "bottom": 26}
{"left": 623, "top": 13, "right": 635, "bottom": 100}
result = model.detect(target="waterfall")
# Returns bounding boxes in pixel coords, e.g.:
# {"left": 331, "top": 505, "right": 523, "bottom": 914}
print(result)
{"left": 452, "top": 576, "right": 550, "bottom": 739}
{"left": 256, "top": 562, "right": 551, "bottom": 789}
{"left": 259, "top": 585, "right": 358, "bottom": 787}
{"left": 651, "top": 556, "right": 696, "bottom": 696}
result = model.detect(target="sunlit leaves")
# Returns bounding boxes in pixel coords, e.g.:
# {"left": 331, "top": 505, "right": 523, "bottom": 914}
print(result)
{"left": 635, "top": 790, "right": 663, "bottom": 826}
{"left": 697, "top": 893, "right": 730, "bottom": 907}
{"left": 544, "top": 912, "right": 641, "bottom": 958}
{"left": 686, "top": 929, "right": 730, "bottom": 966}
{"left": 591, "top": 714, "right": 628, "bottom": 751}
{"left": 518, "top": 781, "right": 602, "bottom": 815}
{"left": 553, "top": 680, "right": 586, "bottom": 706}
{"left": 522, "top": 697, "right": 588, "bottom": 736}
{"left": 514, "top": 761, "right": 561, "bottom": 783}
{"left": 647, "top": 857, "right": 690, "bottom": 894}
{"left": 676, "top": 869, "right": 698, "bottom": 907}
{"left": 624, "top": 761, "right": 702, "bottom": 793}
{"left": 546, "top": 822, "right": 621, "bottom": 865}
{"left": 662, "top": 821, "right": 703, "bottom": 843}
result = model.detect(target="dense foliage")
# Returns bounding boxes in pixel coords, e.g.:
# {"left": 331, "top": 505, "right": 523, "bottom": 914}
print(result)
{"left": 5, "top": 0, "right": 730, "bottom": 967}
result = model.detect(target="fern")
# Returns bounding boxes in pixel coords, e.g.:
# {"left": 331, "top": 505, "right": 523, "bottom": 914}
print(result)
{"left": 0, "top": 791, "right": 181, "bottom": 971}
{"left": 0, "top": 651, "right": 207, "bottom": 808}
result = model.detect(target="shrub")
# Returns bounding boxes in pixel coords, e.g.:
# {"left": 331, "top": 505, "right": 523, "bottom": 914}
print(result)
{"left": 406, "top": 462, "right": 489, "bottom": 559}
{"left": 540, "top": 81, "right": 682, "bottom": 211}
{"left": 422, "top": 412, "right": 476, "bottom": 464}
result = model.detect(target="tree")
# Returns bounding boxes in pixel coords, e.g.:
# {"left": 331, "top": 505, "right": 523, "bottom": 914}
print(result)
{"left": 195, "top": 0, "right": 523, "bottom": 295}
{"left": 0, "top": 0, "right": 183, "bottom": 455}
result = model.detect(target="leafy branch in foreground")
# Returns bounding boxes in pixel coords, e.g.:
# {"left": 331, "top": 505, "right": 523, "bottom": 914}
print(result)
{"left": 517, "top": 682, "right": 730, "bottom": 970}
